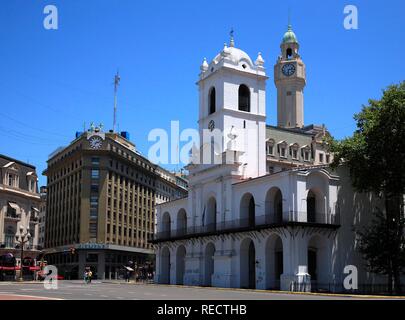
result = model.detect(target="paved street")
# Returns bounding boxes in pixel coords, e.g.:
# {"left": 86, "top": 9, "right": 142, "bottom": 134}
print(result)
{"left": 0, "top": 281, "right": 401, "bottom": 300}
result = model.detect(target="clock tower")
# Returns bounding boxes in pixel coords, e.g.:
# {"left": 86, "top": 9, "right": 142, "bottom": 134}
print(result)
{"left": 274, "top": 24, "right": 306, "bottom": 128}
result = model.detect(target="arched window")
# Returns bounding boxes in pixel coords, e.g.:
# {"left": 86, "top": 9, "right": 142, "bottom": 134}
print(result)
{"left": 162, "top": 212, "right": 171, "bottom": 238}
{"left": 286, "top": 48, "right": 293, "bottom": 59}
{"left": 238, "top": 84, "right": 250, "bottom": 112}
{"left": 176, "top": 209, "right": 187, "bottom": 236}
{"left": 240, "top": 193, "right": 255, "bottom": 227}
{"left": 209, "top": 87, "right": 216, "bottom": 115}
{"left": 206, "top": 197, "right": 217, "bottom": 232}
{"left": 307, "top": 190, "right": 316, "bottom": 223}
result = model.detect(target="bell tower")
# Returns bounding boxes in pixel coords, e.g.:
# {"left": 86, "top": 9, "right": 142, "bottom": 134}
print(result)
{"left": 274, "top": 24, "right": 306, "bottom": 128}
{"left": 193, "top": 35, "right": 268, "bottom": 179}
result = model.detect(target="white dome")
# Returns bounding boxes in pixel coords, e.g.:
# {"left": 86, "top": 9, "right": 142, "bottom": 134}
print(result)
{"left": 213, "top": 45, "right": 253, "bottom": 66}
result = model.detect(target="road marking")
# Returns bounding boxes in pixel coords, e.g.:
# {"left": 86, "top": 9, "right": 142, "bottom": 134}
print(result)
{"left": 0, "top": 294, "right": 63, "bottom": 300}
{"left": 20, "top": 288, "right": 37, "bottom": 291}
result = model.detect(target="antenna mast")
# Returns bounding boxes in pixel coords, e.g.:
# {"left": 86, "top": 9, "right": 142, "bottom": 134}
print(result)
{"left": 113, "top": 71, "right": 121, "bottom": 132}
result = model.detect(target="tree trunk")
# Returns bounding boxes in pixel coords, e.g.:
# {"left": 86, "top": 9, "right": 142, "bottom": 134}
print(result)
{"left": 388, "top": 261, "right": 393, "bottom": 295}
{"left": 385, "top": 193, "right": 403, "bottom": 295}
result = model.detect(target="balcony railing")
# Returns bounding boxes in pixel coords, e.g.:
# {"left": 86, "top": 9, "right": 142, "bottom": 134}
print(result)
{"left": 4, "top": 213, "right": 20, "bottom": 221}
{"left": 151, "top": 211, "right": 340, "bottom": 242}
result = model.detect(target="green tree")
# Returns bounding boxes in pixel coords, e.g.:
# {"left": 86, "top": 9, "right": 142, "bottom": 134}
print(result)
{"left": 357, "top": 209, "right": 405, "bottom": 294}
{"left": 330, "top": 81, "right": 405, "bottom": 294}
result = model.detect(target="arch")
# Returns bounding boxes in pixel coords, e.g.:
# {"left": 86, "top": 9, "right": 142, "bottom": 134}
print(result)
{"left": 286, "top": 48, "right": 293, "bottom": 59}
{"left": 176, "top": 245, "right": 186, "bottom": 285}
{"left": 206, "top": 197, "right": 217, "bottom": 232}
{"left": 203, "top": 242, "right": 216, "bottom": 286}
{"left": 176, "top": 209, "right": 187, "bottom": 236}
{"left": 306, "top": 188, "right": 326, "bottom": 223}
{"left": 209, "top": 87, "right": 216, "bottom": 115}
{"left": 161, "top": 212, "right": 171, "bottom": 238}
{"left": 265, "top": 187, "right": 283, "bottom": 223}
{"left": 240, "top": 238, "right": 256, "bottom": 289}
{"left": 307, "top": 235, "right": 331, "bottom": 289}
{"left": 238, "top": 84, "right": 250, "bottom": 112}
{"left": 240, "top": 193, "right": 255, "bottom": 227}
{"left": 265, "top": 234, "right": 283, "bottom": 289}
{"left": 160, "top": 246, "right": 171, "bottom": 284}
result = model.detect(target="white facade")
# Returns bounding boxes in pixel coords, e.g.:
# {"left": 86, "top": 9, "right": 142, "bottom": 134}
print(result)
{"left": 153, "top": 28, "right": 393, "bottom": 292}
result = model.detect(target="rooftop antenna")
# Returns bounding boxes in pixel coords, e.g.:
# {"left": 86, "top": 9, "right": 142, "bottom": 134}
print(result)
{"left": 113, "top": 70, "right": 121, "bottom": 133}
{"left": 288, "top": 8, "right": 291, "bottom": 27}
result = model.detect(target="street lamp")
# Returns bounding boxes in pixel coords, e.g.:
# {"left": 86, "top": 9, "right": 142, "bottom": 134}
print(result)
{"left": 15, "top": 225, "right": 31, "bottom": 282}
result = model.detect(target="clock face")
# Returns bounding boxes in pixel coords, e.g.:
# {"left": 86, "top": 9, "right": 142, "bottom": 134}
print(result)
{"left": 208, "top": 120, "right": 215, "bottom": 132}
{"left": 282, "top": 63, "right": 296, "bottom": 76}
{"left": 89, "top": 136, "right": 103, "bottom": 149}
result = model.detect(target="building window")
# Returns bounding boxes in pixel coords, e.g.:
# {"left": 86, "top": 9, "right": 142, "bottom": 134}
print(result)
{"left": 266, "top": 143, "right": 274, "bottom": 156}
{"left": 209, "top": 87, "right": 216, "bottom": 114}
{"left": 91, "top": 169, "right": 99, "bottom": 179}
{"left": 91, "top": 183, "right": 99, "bottom": 193}
{"left": 319, "top": 153, "right": 324, "bottom": 163}
{"left": 91, "top": 157, "right": 100, "bottom": 165}
{"left": 292, "top": 149, "right": 298, "bottom": 160}
{"left": 326, "top": 154, "right": 330, "bottom": 163}
{"left": 8, "top": 174, "right": 15, "bottom": 187}
{"left": 304, "top": 151, "right": 310, "bottom": 161}
{"left": 238, "top": 84, "right": 250, "bottom": 112}
{"left": 280, "top": 147, "right": 286, "bottom": 158}
{"left": 25, "top": 179, "right": 35, "bottom": 192}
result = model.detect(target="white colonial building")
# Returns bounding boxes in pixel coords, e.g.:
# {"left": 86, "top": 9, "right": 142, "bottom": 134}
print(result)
{"left": 152, "top": 26, "right": 388, "bottom": 292}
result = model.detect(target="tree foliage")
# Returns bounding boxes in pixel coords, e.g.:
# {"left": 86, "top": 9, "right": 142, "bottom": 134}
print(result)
{"left": 357, "top": 209, "right": 405, "bottom": 276}
{"left": 330, "top": 81, "right": 405, "bottom": 195}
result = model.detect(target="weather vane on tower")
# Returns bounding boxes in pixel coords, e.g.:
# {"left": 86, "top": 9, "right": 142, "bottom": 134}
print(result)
{"left": 229, "top": 28, "right": 235, "bottom": 47}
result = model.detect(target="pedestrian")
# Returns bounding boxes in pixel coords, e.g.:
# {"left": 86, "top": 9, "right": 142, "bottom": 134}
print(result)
{"left": 88, "top": 270, "right": 93, "bottom": 283}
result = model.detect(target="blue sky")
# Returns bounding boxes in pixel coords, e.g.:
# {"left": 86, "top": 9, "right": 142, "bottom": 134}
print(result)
{"left": 0, "top": 0, "right": 404, "bottom": 187}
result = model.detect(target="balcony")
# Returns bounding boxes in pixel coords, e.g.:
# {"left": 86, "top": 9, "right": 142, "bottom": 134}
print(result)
{"left": 4, "top": 213, "right": 20, "bottom": 222}
{"left": 150, "top": 211, "right": 340, "bottom": 243}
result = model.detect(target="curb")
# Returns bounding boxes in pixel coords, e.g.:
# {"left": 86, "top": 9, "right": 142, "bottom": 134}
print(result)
{"left": 113, "top": 282, "right": 405, "bottom": 299}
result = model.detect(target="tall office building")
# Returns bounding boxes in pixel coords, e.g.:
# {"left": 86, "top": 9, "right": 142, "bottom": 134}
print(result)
{"left": 43, "top": 126, "right": 187, "bottom": 279}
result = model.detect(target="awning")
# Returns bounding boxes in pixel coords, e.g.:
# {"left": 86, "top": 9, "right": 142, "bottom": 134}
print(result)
{"left": 8, "top": 202, "right": 20, "bottom": 211}
{"left": 0, "top": 266, "right": 20, "bottom": 271}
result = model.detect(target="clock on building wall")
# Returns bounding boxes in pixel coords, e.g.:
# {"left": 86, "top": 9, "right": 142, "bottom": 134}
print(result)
{"left": 89, "top": 136, "right": 103, "bottom": 149}
{"left": 282, "top": 63, "right": 296, "bottom": 77}
{"left": 208, "top": 120, "right": 215, "bottom": 132}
